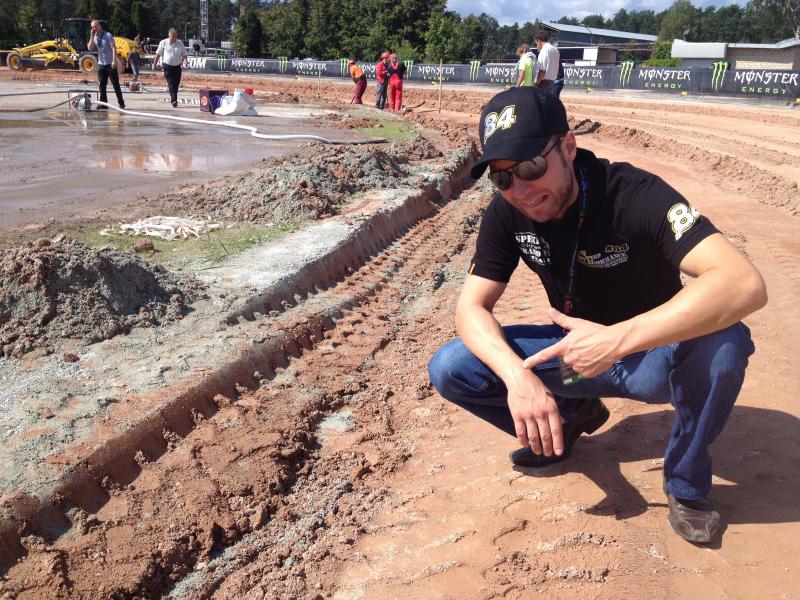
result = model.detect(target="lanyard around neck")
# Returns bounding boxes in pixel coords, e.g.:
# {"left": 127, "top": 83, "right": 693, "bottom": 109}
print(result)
{"left": 562, "top": 167, "right": 589, "bottom": 316}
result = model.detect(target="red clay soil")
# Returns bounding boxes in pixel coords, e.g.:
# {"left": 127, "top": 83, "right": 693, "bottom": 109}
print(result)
{"left": 1, "top": 68, "right": 799, "bottom": 599}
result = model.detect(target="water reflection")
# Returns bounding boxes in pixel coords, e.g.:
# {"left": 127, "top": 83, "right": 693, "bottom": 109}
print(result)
{"left": 91, "top": 151, "right": 199, "bottom": 172}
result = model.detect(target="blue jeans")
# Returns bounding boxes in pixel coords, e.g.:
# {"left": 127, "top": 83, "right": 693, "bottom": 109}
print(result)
{"left": 428, "top": 323, "right": 754, "bottom": 500}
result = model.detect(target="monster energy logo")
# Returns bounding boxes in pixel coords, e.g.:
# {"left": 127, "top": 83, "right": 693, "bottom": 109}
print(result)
{"left": 278, "top": 56, "right": 288, "bottom": 74}
{"left": 216, "top": 54, "right": 225, "bottom": 71}
{"left": 339, "top": 58, "right": 348, "bottom": 76}
{"left": 619, "top": 61, "right": 635, "bottom": 87}
{"left": 404, "top": 60, "right": 414, "bottom": 76}
{"left": 470, "top": 60, "right": 481, "bottom": 81}
{"left": 711, "top": 60, "right": 728, "bottom": 92}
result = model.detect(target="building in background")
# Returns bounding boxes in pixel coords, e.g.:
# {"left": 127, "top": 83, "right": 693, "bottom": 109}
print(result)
{"left": 671, "top": 38, "right": 800, "bottom": 70}
{"left": 540, "top": 22, "right": 657, "bottom": 65}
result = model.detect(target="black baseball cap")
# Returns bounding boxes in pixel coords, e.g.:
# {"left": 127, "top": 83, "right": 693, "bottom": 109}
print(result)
{"left": 471, "top": 87, "right": 569, "bottom": 180}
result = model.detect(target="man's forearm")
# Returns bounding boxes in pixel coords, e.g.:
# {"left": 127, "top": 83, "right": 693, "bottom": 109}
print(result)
{"left": 614, "top": 262, "right": 766, "bottom": 358}
{"left": 456, "top": 304, "right": 526, "bottom": 384}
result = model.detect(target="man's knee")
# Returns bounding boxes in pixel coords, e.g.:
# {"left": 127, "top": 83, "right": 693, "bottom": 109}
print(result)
{"left": 428, "top": 344, "right": 457, "bottom": 400}
{"left": 692, "top": 323, "right": 754, "bottom": 376}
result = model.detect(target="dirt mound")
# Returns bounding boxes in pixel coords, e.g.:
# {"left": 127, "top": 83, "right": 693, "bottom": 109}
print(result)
{"left": 176, "top": 136, "right": 443, "bottom": 224}
{"left": 0, "top": 236, "right": 202, "bottom": 358}
{"left": 308, "top": 114, "right": 384, "bottom": 130}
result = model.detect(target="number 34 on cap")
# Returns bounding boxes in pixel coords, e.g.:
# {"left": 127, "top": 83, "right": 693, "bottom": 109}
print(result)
{"left": 484, "top": 105, "right": 517, "bottom": 140}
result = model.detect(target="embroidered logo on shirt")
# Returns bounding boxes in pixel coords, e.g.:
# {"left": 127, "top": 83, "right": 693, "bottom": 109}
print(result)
{"left": 577, "top": 243, "right": 630, "bottom": 269}
{"left": 667, "top": 202, "right": 700, "bottom": 241}
{"left": 515, "top": 232, "right": 550, "bottom": 265}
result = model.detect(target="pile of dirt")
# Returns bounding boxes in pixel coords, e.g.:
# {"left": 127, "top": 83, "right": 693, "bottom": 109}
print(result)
{"left": 175, "top": 135, "right": 443, "bottom": 224}
{"left": 0, "top": 236, "right": 203, "bottom": 358}
{"left": 308, "top": 114, "right": 381, "bottom": 130}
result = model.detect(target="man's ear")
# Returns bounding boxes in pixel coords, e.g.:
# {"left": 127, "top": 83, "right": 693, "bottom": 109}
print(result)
{"left": 562, "top": 131, "right": 577, "bottom": 162}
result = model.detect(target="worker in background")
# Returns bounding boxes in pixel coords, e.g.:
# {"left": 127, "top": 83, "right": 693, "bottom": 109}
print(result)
{"left": 348, "top": 59, "right": 368, "bottom": 104}
{"left": 387, "top": 53, "right": 406, "bottom": 111}
{"left": 534, "top": 30, "right": 560, "bottom": 93}
{"left": 88, "top": 20, "right": 125, "bottom": 109}
{"left": 153, "top": 27, "right": 188, "bottom": 108}
{"left": 515, "top": 43, "right": 536, "bottom": 87}
{"left": 375, "top": 51, "right": 390, "bottom": 109}
{"left": 127, "top": 34, "right": 142, "bottom": 91}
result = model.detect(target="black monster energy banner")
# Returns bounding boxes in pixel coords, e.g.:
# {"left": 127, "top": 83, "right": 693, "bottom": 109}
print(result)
{"left": 183, "top": 56, "right": 799, "bottom": 98}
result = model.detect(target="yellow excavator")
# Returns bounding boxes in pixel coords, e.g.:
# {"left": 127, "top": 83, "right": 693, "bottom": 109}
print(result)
{"left": 5, "top": 18, "right": 137, "bottom": 73}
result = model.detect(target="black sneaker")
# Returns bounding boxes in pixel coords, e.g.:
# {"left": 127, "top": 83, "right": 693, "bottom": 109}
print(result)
{"left": 663, "top": 480, "right": 723, "bottom": 543}
{"left": 119, "top": 102, "right": 125, "bottom": 109}
{"left": 171, "top": 100, "right": 178, "bottom": 107}
{"left": 510, "top": 398, "right": 610, "bottom": 467}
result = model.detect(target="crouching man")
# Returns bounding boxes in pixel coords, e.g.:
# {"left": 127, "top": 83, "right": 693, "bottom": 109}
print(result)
{"left": 428, "top": 87, "right": 767, "bottom": 544}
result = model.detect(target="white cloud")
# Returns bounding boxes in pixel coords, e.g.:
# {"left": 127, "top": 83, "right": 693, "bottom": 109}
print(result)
{"left": 446, "top": 0, "right": 747, "bottom": 24}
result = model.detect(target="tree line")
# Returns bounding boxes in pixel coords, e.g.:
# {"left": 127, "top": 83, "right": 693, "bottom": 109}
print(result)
{"left": 1, "top": 0, "right": 796, "bottom": 62}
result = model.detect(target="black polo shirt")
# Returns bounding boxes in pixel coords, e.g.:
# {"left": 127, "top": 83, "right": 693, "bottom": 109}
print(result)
{"left": 470, "top": 148, "right": 718, "bottom": 325}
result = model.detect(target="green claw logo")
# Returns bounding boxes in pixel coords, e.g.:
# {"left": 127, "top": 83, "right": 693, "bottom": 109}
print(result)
{"left": 216, "top": 55, "right": 225, "bottom": 71}
{"left": 619, "top": 61, "right": 635, "bottom": 87}
{"left": 470, "top": 60, "right": 481, "bottom": 81}
{"left": 404, "top": 60, "right": 414, "bottom": 76}
{"left": 711, "top": 60, "right": 728, "bottom": 92}
{"left": 339, "top": 58, "right": 348, "bottom": 76}
{"left": 278, "top": 56, "right": 288, "bottom": 74}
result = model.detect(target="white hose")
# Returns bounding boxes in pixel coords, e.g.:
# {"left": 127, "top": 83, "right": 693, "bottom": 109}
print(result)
{"left": 92, "top": 99, "right": 384, "bottom": 145}
{"left": 0, "top": 93, "right": 85, "bottom": 113}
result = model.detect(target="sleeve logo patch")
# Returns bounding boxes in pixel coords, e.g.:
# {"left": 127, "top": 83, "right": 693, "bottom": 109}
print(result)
{"left": 484, "top": 105, "right": 517, "bottom": 141}
{"left": 667, "top": 202, "right": 700, "bottom": 241}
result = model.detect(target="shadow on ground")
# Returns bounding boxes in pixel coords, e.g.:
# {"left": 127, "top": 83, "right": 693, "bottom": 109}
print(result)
{"left": 455, "top": 402, "right": 800, "bottom": 532}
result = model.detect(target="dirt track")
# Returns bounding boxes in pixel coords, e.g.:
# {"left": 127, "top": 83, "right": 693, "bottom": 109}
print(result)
{"left": 1, "top": 70, "right": 799, "bottom": 598}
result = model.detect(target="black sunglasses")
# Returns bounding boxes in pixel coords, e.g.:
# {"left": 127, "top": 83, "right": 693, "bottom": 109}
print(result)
{"left": 488, "top": 136, "right": 562, "bottom": 191}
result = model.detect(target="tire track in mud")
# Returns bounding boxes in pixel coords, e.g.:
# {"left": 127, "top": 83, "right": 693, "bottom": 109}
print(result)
{"left": 565, "top": 104, "right": 800, "bottom": 167}
{"left": 568, "top": 115, "right": 800, "bottom": 217}
{"left": 0, "top": 181, "right": 488, "bottom": 598}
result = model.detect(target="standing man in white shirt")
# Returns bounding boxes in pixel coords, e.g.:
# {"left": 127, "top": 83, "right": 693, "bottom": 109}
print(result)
{"left": 534, "top": 30, "right": 560, "bottom": 94}
{"left": 153, "top": 27, "right": 188, "bottom": 108}
{"left": 87, "top": 20, "right": 125, "bottom": 109}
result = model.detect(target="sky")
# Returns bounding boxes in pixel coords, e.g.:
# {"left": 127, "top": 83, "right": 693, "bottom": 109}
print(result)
{"left": 446, "top": 0, "right": 748, "bottom": 25}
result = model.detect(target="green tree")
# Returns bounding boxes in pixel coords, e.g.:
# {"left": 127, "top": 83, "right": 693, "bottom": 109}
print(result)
{"left": 0, "top": 0, "right": 22, "bottom": 46}
{"left": 609, "top": 8, "right": 631, "bottom": 31}
{"left": 423, "top": 9, "right": 459, "bottom": 62}
{"left": 750, "top": 0, "right": 799, "bottom": 38}
{"left": 659, "top": 0, "right": 700, "bottom": 40}
{"left": 209, "top": 0, "right": 236, "bottom": 42}
{"left": 302, "top": 0, "right": 334, "bottom": 58}
{"left": 518, "top": 20, "right": 538, "bottom": 44}
{"left": 261, "top": 0, "right": 305, "bottom": 56}
{"left": 582, "top": 14, "right": 606, "bottom": 28}
{"left": 477, "top": 13, "right": 502, "bottom": 59}
{"left": 233, "top": 7, "right": 263, "bottom": 57}
{"left": 556, "top": 16, "right": 579, "bottom": 25}
{"left": 629, "top": 10, "right": 659, "bottom": 34}
{"left": 110, "top": 0, "right": 132, "bottom": 37}
{"left": 454, "top": 15, "right": 485, "bottom": 61}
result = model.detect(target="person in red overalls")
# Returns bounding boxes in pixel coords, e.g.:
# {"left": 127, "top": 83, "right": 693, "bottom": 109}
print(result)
{"left": 348, "top": 59, "right": 367, "bottom": 104}
{"left": 387, "top": 53, "right": 406, "bottom": 111}
{"left": 375, "top": 51, "right": 390, "bottom": 109}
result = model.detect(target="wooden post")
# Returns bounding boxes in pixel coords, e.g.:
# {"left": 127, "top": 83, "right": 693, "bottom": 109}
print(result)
{"left": 438, "top": 59, "right": 443, "bottom": 113}
{"left": 318, "top": 70, "right": 321, "bottom": 99}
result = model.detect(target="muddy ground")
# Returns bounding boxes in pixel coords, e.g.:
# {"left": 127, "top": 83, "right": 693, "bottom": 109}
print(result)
{"left": 0, "top": 68, "right": 798, "bottom": 599}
